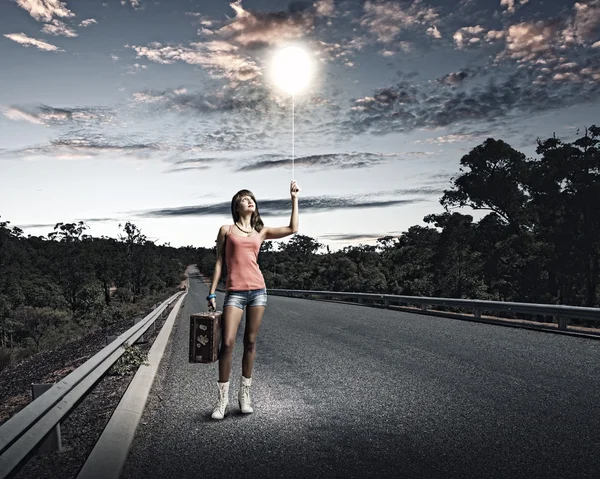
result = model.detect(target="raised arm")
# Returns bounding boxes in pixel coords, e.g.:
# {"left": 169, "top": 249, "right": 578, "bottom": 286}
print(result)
{"left": 263, "top": 180, "right": 301, "bottom": 240}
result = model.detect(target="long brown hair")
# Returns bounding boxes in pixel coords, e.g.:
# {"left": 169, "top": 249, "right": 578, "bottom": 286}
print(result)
{"left": 231, "top": 189, "right": 264, "bottom": 232}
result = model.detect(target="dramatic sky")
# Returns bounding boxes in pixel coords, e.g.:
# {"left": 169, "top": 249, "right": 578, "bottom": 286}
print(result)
{"left": 1, "top": 0, "right": 599, "bottom": 250}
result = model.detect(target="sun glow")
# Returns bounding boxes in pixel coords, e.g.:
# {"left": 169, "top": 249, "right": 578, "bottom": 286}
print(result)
{"left": 270, "top": 46, "right": 313, "bottom": 96}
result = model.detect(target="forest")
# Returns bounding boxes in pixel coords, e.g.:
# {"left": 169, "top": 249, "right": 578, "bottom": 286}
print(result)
{"left": 0, "top": 221, "right": 195, "bottom": 370}
{"left": 1, "top": 126, "right": 598, "bottom": 371}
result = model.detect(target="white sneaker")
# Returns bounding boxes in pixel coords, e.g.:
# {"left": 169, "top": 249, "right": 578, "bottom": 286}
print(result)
{"left": 211, "top": 381, "right": 229, "bottom": 420}
{"left": 238, "top": 376, "right": 254, "bottom": 414}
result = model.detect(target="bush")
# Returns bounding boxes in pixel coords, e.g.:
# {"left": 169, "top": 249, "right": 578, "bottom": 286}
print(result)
{"left": 109, "top": 343, "right": 149, "bottom": 376}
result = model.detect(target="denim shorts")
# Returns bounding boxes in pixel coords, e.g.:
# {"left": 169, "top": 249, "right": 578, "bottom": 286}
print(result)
{"left": 223, "top": 288, "right": 267, "bottom": 310}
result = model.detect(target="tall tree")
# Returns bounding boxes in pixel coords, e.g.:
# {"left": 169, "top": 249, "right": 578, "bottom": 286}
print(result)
{"left": 117, "top": 222, "right": 148, "bottom": 302}
{"left": 47, "top": 221, "right": 93, "bottom": 313}
{"left": 441, "top": 138, "right": 531, "bottom": 235}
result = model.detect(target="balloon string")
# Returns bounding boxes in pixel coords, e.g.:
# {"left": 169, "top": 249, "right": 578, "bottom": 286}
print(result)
{"left": 292, "top": 94, "right": 295, "bottom": 182}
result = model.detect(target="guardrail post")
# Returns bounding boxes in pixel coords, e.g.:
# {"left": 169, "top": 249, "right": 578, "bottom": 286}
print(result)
{"left": 31, "top": 384, "right": 62, "bottom": 453}
{"left": 384, "top": 299, "right": 390, "bottom": 308}
{"left": 558, "top": 317, "right": 567, "bottom": 330}
{"left": 421, "top": 304, "right": 427, "bottom": 311}
{"left": 474, "top": 309, "right": 481, "bottom": 319}
{"left": 134, "top": 318, "right": 147, "bottom": 344}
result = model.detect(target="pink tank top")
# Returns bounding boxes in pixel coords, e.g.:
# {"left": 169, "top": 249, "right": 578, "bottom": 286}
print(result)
{"left": 225, "top": 224, "right": 266, "bottom": 291}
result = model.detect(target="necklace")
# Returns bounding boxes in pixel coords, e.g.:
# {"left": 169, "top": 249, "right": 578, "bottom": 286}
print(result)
{"left": 236, "top": 222, "right": 254, "bottom": 234}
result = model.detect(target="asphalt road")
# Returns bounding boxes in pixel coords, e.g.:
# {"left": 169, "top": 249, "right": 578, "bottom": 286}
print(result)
{"left": 121, "top": 266, "right": 600, "bottom": 479}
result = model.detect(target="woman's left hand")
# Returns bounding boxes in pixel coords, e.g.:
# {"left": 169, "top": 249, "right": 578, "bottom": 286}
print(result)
{"left": 290, "top": 180, "right": 301, "bottom": 199}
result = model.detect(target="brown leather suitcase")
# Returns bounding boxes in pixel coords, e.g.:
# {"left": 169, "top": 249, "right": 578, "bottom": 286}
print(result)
{"left": 189, "top": 308, "right": 221, "bottom": 363}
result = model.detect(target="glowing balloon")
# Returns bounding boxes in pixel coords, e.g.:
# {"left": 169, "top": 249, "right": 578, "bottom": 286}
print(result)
{"left": 271, "top": 46, "right": 312, "bottom": 96}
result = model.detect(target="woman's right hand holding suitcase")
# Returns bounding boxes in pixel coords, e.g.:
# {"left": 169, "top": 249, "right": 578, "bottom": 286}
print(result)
{"left": 206, "top": 293, "right": 217, "bottom": 311}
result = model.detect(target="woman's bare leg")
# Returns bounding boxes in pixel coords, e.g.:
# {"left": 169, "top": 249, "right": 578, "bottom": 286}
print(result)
{"left": 242, "top": 306, "right": 265, "bottom": 378}
{"left": 218, "top": 305, "right": 244, "bottom": 382}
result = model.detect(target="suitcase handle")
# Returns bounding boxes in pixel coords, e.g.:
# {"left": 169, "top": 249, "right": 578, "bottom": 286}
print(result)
{"left": 208, "top": 304, "right": 216, "bottom": 313}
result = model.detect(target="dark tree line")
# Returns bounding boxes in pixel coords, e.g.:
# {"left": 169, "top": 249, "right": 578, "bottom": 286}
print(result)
{"left": 0, "top": 220, "right": 195, "bottom": 369}
{"left": 198, "top": 126, "right": 600, "bottom": 312}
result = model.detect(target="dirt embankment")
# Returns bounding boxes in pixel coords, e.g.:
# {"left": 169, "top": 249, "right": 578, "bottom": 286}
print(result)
{"left": 0, "top": 291, "right": 183, "bottom": 479}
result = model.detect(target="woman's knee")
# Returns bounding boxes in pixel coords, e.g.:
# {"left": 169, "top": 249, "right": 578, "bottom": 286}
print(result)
{"left": 243, "top": 337, "right": 257, "bottom": 352}
{"left": 220, "top": 338, "right": 236, "bottom": 354}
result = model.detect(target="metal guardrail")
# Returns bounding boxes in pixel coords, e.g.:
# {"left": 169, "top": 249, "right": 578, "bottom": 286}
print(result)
{"left": 267, "top": 289, "right": 600, "bottom": 331}
{"left": 0, "top": 291, "right": 184, "bottom": 479}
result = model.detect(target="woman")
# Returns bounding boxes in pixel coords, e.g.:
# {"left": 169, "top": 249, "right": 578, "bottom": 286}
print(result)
{"left": 206, "top": 180, "right": 301, "bottom": 419}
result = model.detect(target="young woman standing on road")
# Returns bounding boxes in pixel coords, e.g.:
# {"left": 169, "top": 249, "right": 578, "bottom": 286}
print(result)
{"left": 206, "top": 180, "right": 301, "bottom": 419}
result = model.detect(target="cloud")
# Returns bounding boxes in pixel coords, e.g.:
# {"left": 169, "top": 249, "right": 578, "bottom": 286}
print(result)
{"left": 371, "top": 186, "right": 446, "bottom": 196}
{"left": 165, "top": 165, "right": 212, "bottom": 173}
{"left": 3, "top": 137, "right": 164, "bottom": 161}
{"left": 52, "top": 138, "right": 161, "bottom": 152}
{"left": 2, "top": 105, "right": 115, "bottom": 126}
{"left": 315, "top": 0, "right": 335, "bottom": 17}
{"left": 3, "top": 32, "right": 63, "bottom": 51}
{"left": 186, "top": 11, "right": 216, "bottom": 36}
{"left": 485, "top": 30, "right": 505, "bottom": 42}
{"left": 129, "top": 85, "right": 273, "bottom": 113}
{"left": 402, "top": 151, "right": 437, "bottom": 157}
{"left": 448, "top": 1, "right": 599, "bottom": 67}
{"left": 320, "top": 232, "right": 403, "bottom": 242}
{"left": 345, "top": 66, "right": 600, "bottom": 136}
{"left": 41, "top": 19, "right": 78, "bottom": 37}
{"left": 125, "top": 82, "right": 341, "bottom": 151}
{"left": 2, "top": 107, "right": 46, "bottom": 125}
{"left": 165, "top": 157, "right": 230, "bottom": 173}
{"left": 359, "top": 0, "right": 441, "bottom": 44}
{"left": 349, "top": 83, "right": 419, "bottom": 125}
{"left": 131, "top": 41, "right": 262, "bottom": 83}
{"left": 139, "top": 194, "right": 428, "bottom": 219}
{"left": 14, "top": 0, "right": 75, "bottom": 22}
{"left": 235, "top": 152, "right": 393, "bottom": 172}
{"left": 562, "top": 0, "right": 600, "bottom": 45}
{"left": 500, "top": 0, "right": 530, "bottom": 15}
{"left": 427, "top": 25, "right": 441, "bottom": 39}
{"left": 316, "top": 38, "right": 365, "bottom": 66}
{"left": 418, "top": 172, "right": 456, "bottom": 187}
{"left": 415, "top": 133, "right": 479, "bottom": 144}
{"left": 453, "top": 25, "right": 485, "bottom": 49}
{"left": 500, "top": 20, "right": 559, "bottom": 62}
{"left": 121, "top": 0, "right": 141, "bottom": 9}
{"left": 493, "top": 2, "right": 600, "bottom": 65}
{"left": 216, "top": 0, "right": 315, "bottom": 49}
{"left": 79, "top": 19, "right": 97, "bottom": 27}
{"left": 437, "top": 71, "right": 469, "bottom": 86}
{"left": 126, "top": 63, "right": 148, "bottom": 75}
{"left": 164, "top": 160, "right": 442, "bottom": 184}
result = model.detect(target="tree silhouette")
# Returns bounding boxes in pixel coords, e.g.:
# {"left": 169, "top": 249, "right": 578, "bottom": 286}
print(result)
{"left": 441, "top": 138, "right": 531, "bottom": 235}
